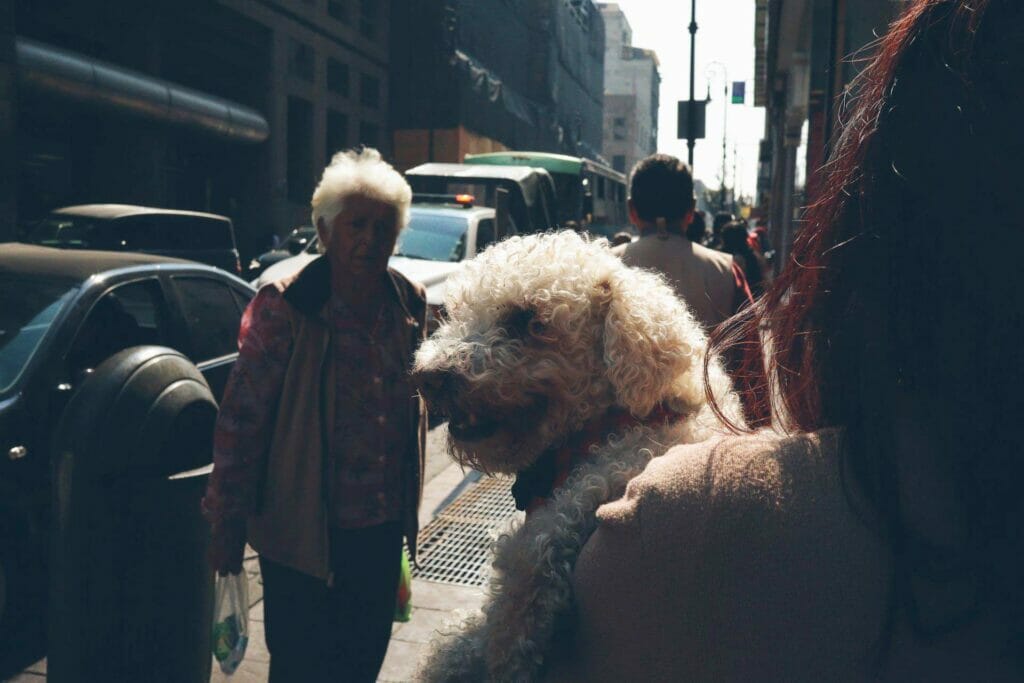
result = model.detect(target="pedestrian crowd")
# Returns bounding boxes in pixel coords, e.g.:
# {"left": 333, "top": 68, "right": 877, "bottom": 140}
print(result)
{"left": 203, "top": 0, "right": 1024, "bottom": 679}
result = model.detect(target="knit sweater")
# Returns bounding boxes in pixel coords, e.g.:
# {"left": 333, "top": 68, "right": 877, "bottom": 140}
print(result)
{"left": 544, "top": 430, "right": 1021, "bottom": 681}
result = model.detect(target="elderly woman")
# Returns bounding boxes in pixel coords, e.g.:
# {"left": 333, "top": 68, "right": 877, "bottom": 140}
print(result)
{"left": 546, "top": 0, "right": 1024, "bottom": 680}
{"left": 203, "top": 148, "right": 427, "bottom": 682}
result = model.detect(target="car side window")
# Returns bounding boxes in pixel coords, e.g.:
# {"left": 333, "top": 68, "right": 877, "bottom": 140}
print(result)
{"left": 172, "top": 277, "right": 245, "bottom": 362}
{"left": 67, "top": 279, "right": 169, "bottom": 375}
{"left": 476, "top": 219, "right": 496, "bottom": 253}
{"left": 114, "top": 217, "right": 165, "bottom": 251}
{"left": 230, "top": 287, "right": 254, "bottom": 315}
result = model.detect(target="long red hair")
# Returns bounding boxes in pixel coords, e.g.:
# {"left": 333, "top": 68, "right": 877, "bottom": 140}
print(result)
{"left": 707, "top": 0, "right": 1024, "bottom": 662}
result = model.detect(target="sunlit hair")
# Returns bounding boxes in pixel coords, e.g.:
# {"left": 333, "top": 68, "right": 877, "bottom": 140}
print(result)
{"left": 310, "top": 147, "right": 412, "bottom": 251}
{"left": 706, "top": 0, "right": 1024, "bottom": 665}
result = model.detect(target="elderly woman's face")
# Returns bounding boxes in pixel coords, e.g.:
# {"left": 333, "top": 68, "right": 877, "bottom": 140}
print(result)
{"left": 321, "top": 193, "right": 399, "bottom": 279}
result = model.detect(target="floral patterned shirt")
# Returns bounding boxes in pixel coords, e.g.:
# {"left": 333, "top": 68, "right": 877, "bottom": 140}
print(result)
{"left": 201, "top": 282, "right": 415, "bottom": 531}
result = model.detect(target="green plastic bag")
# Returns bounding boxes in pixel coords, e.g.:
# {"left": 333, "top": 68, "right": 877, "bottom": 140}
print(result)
{"left": 394, "top": 547, "right": 412, "bottom": 622}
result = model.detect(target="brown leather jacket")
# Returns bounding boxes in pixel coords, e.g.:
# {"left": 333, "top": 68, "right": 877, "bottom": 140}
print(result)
{"left": 246, "top": 256, "right": 427, "bottom": 581}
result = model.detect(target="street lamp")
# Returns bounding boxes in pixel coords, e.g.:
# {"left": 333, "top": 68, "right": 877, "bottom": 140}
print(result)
{"left": 687, "top": 0, "right": 697, "bottom": 168}
{"left": 705, "top": 61, "right": 729, "bottom": 212}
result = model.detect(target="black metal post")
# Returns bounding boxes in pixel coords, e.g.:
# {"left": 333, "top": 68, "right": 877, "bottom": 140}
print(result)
{"left": 687, "top": 0, "right": 697, "bottom": 169}
{"left": 721, "top": 77, "right": 728, "bottom": 211}
{"left": 0, "top": 0, "right": 16, "bottom": 242}
{"left": 823, "top": 0, "right": 842, "bottom": 161}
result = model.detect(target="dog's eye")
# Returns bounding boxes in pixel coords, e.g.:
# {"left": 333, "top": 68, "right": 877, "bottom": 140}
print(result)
{"left": 501, "top": 307, "right": 553, "bottom": 342}
{"left": 502, "top": 307, "right": 535, "bottom": 337}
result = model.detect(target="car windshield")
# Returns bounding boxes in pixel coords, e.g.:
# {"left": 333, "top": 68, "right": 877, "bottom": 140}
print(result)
{"left": 0, "top": 275, "right": 79, "bottom": 395}
{"left": 393, "top": 213, "right": 468, "bottom": 262}
{"left": 24, "top": 215, "right": 113, "bottom": 249}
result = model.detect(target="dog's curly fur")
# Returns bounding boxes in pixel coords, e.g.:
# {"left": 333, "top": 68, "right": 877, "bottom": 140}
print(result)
{"left": 412, "top": 231, "right": 743, "bottom": 681}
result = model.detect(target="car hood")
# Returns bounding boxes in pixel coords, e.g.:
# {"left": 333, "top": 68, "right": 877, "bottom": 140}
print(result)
{"left": 389, "top": 257, "right": 462, "bottom": 307}
{"left": 253, "top": 252, "right": 317, "bottom": 288}
{"left": 254, "top": 253, "right": 460, "bottom": 307}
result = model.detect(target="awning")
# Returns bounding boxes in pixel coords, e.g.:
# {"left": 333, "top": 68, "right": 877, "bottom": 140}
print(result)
{"left": 16, "top": 37, "right": 269, "bottom": 143}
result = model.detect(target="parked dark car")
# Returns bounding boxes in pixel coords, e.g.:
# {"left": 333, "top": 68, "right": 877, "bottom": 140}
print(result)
{"left": 22, "top": 204, "right": 243, "bottom": 276}
{"left": 246, "top": 225, "right": 316, "bottom": 278}
{"left": 0, "top": 243, "right": 254, "bottom": 675}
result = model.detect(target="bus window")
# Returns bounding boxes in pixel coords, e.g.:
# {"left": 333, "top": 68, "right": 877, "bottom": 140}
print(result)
{"left": 549, "top": 173, "right": 582, "bottom": 225}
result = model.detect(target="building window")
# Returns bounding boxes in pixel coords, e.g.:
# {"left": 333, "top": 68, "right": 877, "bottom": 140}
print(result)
{"left": 328, "top": 0, "right": 350, "bottom": 23}
{"left": 612, "top": 155, "right": 626, "bottom": 172}
{"left": 326, "top": 110, "right": 348, "bottom": 160}
{"left": 287, "top": 97, "right": 314, "bottom": 203}
{"left": 612, "top": 116, "right": 627, "bottom": 141}
{"left": 567, "top": 0, "right": 591, "bottom": 30}
{"left": 359, "top": 0, "right": 377, "bottom": 38}
{"left": 359, "top": 121, "right": 379, "bottom": 148}
{"left": 288, "top": 39, "right": 314, "bottom": 83}
{"left": 360, "top": 74, "right": 380, "bottom": 108}
{"left": 327, "top": 58, "right": 350, "bottom": 96}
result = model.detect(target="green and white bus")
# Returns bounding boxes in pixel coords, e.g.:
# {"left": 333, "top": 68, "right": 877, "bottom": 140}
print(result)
{"left": 463, "top": 152, "right": 629, "bottom": 238}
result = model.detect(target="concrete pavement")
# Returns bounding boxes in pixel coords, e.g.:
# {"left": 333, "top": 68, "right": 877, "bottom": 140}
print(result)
{"left": 207, "top": 452, "right": 487, "bottom": 683}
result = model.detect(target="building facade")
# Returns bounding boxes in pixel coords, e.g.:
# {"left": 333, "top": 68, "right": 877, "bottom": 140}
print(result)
{"left": 755, "top": 0, "right": 909, "bottom": 265}
{"left": 390, "top": 0, "right": 606, "bottom": 171}
{"left": 10, "top": 0, "right": 391, "bottom": 258}
{"left": 598, "top": 3, "right": 659, "bottom": 175}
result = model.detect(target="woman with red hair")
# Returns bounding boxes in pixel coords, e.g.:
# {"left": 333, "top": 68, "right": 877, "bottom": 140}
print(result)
{"left": 544, "top": 0, "right": 1024, "bottom": 679}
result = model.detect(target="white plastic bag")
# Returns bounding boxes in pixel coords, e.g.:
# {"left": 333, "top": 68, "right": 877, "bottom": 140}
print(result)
{"left": 212, "top": 571, "right": 249, "bottom": 675}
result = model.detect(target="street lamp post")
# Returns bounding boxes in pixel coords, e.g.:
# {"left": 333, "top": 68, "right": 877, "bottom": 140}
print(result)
{"left": 687, "top": 0, "right": 697, "bottom": 169}
{"left": 706, "top": 61, "right": 729, "bottom": 211}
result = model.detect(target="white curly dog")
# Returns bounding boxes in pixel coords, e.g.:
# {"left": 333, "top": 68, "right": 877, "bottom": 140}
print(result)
{"left": 412, "top": 230, "right": 743, "bottom": 682}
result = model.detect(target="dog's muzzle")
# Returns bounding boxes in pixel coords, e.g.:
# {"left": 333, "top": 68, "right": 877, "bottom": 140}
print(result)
{"left": 412, "top": 367, "right": 519, "bottom": 442}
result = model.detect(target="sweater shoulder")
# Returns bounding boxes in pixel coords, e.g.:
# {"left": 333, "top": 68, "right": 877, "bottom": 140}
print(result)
{"left": 597, "top": 429, "right": 841, "bottom": 546}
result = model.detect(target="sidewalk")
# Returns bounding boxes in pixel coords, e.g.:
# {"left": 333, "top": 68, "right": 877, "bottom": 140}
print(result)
{"left": 9, "top": 426, "right": 490, "bottom": 683}
{"left": 209, "top": 458, "right": 487, "bottom": 683}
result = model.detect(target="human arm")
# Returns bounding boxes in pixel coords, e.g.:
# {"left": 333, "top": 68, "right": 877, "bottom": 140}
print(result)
{"left": 541, "top": 444, "right": 717, "bottom": 682}
{"left": 202, "top": 286, "right": 293, "bottom": 574}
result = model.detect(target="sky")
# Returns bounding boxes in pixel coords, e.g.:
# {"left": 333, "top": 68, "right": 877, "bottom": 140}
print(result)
{"left": 608, "top": 0, "right": 767, "bottom": 199}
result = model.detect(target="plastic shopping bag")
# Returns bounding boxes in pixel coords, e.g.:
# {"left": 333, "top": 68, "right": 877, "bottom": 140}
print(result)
{"left": 394, "top": 547, "right": 412, "bottom": 622}
{"left": 212, "top": 571, "right": 249, "bottom": 675}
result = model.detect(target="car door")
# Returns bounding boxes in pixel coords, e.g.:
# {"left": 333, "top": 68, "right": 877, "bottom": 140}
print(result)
{"left": 167, "top": 275, "right": 251, "bottom": 401}
{"left": 471, "top": 218, "right": 496, "bottom": 258}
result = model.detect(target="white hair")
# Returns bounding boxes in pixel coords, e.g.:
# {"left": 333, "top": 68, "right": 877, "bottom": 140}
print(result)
{"left": 310, "top": 147, "right": 412, "bottom": 251}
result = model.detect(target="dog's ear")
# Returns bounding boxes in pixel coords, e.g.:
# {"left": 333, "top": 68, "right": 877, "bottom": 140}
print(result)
{"left": 602, "top": 270, "right": 708, "bottom": 416}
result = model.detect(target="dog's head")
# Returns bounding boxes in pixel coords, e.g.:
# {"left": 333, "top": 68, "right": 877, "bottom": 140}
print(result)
{"left": 412, "top": 230, "right": 721, "bottom": 474}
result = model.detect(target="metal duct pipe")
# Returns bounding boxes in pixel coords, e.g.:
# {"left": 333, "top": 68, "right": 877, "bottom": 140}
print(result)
{"left": 15, "top": 37, "right": 269, "bottom": 143}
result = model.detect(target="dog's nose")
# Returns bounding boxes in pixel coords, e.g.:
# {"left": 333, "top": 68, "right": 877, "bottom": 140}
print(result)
{"left": 413, "top": 367, "right": 453, "bottom": 404}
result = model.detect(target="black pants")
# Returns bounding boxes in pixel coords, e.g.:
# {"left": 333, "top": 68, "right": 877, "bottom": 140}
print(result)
{"left": 259, "top": 521, "right": 403, "bottom": 683}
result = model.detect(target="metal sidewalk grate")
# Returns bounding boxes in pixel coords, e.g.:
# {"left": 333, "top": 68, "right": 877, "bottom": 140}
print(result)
{"left": 412, "top": 474, "right": 521, "bottom": 586}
